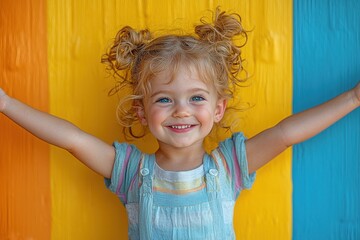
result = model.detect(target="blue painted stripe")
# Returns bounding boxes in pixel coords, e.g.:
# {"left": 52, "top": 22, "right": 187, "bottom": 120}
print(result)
{"left": 293, "top": 0, "right": 360, "bottom": 239}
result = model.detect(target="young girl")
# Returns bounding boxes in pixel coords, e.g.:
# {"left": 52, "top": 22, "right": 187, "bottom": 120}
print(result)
{"left": 1, "top": 8, "right": 359, "bottom": 240}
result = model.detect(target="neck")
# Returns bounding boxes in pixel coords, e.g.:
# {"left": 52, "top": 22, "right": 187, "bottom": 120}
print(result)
{"left": 155, "top": 141, "right": 205, "bottom": 171}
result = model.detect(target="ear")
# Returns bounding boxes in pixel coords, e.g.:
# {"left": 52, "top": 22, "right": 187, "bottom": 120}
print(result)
{"left": 214, "top": 98, "right": 227, "bottom": 123}
{"left": 134, "top": 101, "right": 147, "bottom": 126}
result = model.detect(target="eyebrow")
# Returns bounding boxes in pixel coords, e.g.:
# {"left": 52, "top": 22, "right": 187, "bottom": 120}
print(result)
{"left": 150, "top": 88, "right": 210, "bottom": 98}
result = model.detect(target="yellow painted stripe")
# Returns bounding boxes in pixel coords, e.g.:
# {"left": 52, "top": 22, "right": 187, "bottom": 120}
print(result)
{"left": 47, "top": 0, "right": 292, "bottom": 239}
{"left": 226, "top": 0, "right": 293, "bottom": 239}
{"left": 47, "top": 0, "right": 128, "bottom": 239}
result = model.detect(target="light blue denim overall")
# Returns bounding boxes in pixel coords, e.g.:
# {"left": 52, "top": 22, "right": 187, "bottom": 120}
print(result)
{"left": 106, "top": 133, "right": 256, "bottom": 240}
{"left": 138, "top": 153, "right": 228, "bottom": 239}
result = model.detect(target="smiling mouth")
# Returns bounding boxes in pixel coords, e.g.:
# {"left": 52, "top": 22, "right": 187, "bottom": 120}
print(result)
{"left": 170, "top": 125, "right": 192, "bottom": 129}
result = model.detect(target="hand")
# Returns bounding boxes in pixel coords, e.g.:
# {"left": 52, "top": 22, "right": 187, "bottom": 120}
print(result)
{"left": 0, "top": 88, "right": 8, "bottom": 112}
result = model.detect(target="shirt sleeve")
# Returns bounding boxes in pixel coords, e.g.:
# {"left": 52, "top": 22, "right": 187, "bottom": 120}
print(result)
{"left": 104, "top": 142, "right": 142, "bottom": 205}
{"left": 218, "top": 132, "right": 256, "bottom": 198}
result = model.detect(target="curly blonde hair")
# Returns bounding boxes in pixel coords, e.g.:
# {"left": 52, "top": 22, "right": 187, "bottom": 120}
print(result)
{"left": 102, "top": 7, "right": 248, "bottom": 138}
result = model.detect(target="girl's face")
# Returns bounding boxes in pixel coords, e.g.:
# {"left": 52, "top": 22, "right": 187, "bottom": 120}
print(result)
{"left": 138, "top": 65, "right": 226, "bottom": 150}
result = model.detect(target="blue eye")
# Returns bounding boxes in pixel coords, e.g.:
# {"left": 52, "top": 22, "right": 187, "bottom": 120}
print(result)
{"left": 191, "top": 96, "right": 205, "bottom": 102}
{"left": 156, "top": 97, "right": 171, "bottom": 103}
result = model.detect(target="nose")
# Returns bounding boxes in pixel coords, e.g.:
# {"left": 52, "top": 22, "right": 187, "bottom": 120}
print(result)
{"left": 172, "top": 102, "right": 191, "bottom": 118}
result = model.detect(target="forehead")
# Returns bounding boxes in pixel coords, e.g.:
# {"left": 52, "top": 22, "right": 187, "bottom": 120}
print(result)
{"left": 150, "top": 65, "right": 213, "bottom": 92}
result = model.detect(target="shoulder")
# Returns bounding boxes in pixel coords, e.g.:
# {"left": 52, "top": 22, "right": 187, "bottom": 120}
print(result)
{"left": 112, "top": 141, "right": 148, "bottom": 171}
{"left": 217, "top": 132, "right": 246, "bottom": 152}
{"left": 212, "top": 132, "right": 255, "bottom": 194}
{"left": 113, "top": 141, "right": 142, "bottom": 156}
{"left": 210, "top": 132, "right": 247, "bottom": 170}
{"left": 105, "top": 142, "right": 150, "bottom": 203}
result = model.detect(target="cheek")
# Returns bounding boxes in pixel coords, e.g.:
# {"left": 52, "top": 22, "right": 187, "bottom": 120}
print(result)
{"left": 195, "top": 107, "right": 216, "bottom": 124}
{"left": 146, "top": 106, "right": 167, "bottom": 125}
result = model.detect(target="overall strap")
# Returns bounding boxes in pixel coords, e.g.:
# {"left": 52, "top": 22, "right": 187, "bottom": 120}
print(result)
{"left": 139, "top": 154, "right": 155, "bottom": 240}
{"left": 204, "top": 153, "right": 225, "bottom": 238}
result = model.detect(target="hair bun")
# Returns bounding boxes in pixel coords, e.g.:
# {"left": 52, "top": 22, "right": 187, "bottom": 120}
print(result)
{"left": 102, "top": 26, "right": 152, "bottom": 72}
{"left": 195, "top": 7, "right": 246, "bottom": 43}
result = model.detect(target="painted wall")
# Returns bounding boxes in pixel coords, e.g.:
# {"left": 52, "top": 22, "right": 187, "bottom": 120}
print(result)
{"left": 47, "top": 1, "right": 292, "bottom": 239}
{"left": 293, "top": 0, "right": 360, "bottom": 239}
{"left": 2, "top": 0, "right": 358, "bottom": 240}
{"left": 0, "top": 1, "right": 51, "bottom": 239}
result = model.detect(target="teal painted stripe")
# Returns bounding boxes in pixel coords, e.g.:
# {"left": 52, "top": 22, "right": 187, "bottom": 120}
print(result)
{"left": 293, "top": 0, "right": 360, "bottom": 239}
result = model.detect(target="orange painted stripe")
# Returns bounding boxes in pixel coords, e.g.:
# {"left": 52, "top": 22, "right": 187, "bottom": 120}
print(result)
{"left": 0, "top": 0, "right": 50, "bottom": 239}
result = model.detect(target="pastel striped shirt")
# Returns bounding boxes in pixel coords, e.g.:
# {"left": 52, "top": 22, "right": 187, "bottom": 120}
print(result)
{"left": 105, "top": 132, "right": 256, "bottom": 239}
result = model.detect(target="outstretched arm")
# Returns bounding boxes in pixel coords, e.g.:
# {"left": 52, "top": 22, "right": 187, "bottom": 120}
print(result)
{"left": 0, "top": 88, "right": 115, "bottom": 178}
{"left": 246, "top": 83, "right": 360, "bottom": 174}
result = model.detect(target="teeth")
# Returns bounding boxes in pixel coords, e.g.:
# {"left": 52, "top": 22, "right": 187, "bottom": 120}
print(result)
{"left": 171, "top": 125, "right": 191, "bottom": 129}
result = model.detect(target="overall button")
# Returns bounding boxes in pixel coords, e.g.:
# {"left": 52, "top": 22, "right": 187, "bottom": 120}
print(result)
{"left": 209, "top": 169, "right": 218, "bottom": 176}
{"left": 140, "top": 168, "right": 149, "bottom": 176}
